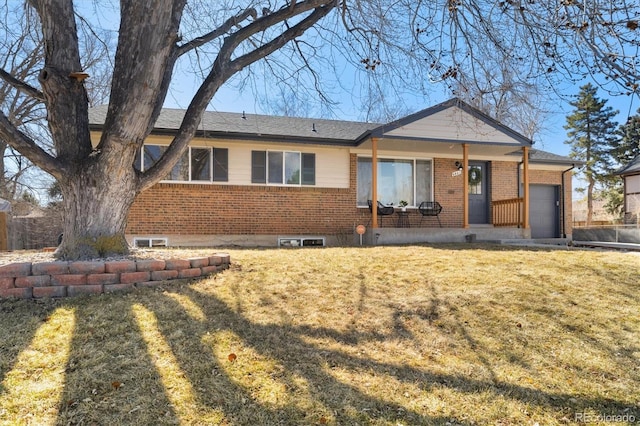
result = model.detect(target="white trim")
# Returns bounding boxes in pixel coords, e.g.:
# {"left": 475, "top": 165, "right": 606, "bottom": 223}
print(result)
{"left": 265, "top": 149, "right": 302, "bottom": 186}
{"left": 141, "top": 144, "right": 227, "bottom": 184}
{"left": 133, "top": 237, "right": 168, "bottom": 248}
{"left": 278, "top": 236, "right": 325, "bottom": 247}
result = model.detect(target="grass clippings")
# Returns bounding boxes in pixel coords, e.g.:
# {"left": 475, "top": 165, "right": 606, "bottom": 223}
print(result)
{"left": 1, "top": 244, "right": 639, "bottom": 425}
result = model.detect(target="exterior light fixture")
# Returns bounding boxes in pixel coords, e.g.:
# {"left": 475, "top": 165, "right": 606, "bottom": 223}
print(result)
{"left": 455, "top": 161, "right": 463, "bottom": 171}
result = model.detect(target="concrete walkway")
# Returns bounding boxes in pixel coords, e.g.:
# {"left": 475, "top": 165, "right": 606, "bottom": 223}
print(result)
{"left": 572, "top": 241, "right": 640, "bottom": 251}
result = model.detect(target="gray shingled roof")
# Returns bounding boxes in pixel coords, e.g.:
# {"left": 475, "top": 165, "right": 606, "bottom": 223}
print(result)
{"left": 88, "top": 105, "right": 575, "bottom": 164}
{"left": 528, "top": 149, "right": 579, "bottom": 165}
{"left": 617, "top": 155, "right": 640, "bottom": 175}
{"left": 506, "top": 148, "right": 578, "bottom": 165}
{"left": 88, "top": 105, "right": 377, "bottom": 144}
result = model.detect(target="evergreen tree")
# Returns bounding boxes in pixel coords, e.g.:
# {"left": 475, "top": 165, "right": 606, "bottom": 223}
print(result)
{"left": 564, "top": 83, "right": 619, "bottom": 225}
{"left": 600, "top": 109, "right": 640, "bottom": 218}
{"left": 614, "top": 110, "right": 640, "bottom": 166}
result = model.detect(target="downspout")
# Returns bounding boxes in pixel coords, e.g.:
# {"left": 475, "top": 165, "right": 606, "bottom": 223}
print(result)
{"left": 561, "top": 164, "right": 576, "bottom": 238}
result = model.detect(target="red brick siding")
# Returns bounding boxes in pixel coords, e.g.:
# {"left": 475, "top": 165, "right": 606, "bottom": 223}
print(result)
{"left": 127, "top": 155, "right": 571, "bottom": 235}
{"left": 128, "top": 155, "right": 361, "bottom": 235}
{"left": 491, "top": 161, "right": 520, "bottom": 201}
{"left": 433, "top": 158, "right": 464, "bottom": 227}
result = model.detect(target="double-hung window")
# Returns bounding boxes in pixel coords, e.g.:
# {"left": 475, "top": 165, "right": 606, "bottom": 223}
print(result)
{"left": 357, "top": 157, "right": 432, "bottom": 206}
{"left": 135, "top": 145, "right": 228, "bottom": 182}
{"left": 252, "top": 150, "right": 315, "bottom": 186}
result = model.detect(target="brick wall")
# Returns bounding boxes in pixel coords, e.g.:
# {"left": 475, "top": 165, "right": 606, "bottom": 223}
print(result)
{"left": 491, "top": 161, "right": 520, "bottom": 200}
{"left": 129, "top": 183, "right": 360, "bottom": 235}
{"left": 0, "top": 253, "right": 230, "bottom": 299}
{"left": 127, "top": 155, "right": 570, "bottom": 237}
{"left": 433, "top": 158, "right": 464, "bottom": 227}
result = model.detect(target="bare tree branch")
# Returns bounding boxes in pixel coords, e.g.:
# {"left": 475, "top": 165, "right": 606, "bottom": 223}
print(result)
{"left": 0, "top": 68, "right": 44, "bottom": 101}
{"left": 176, "top": 7, "right": 258, "bottom": 57}
{"left": 139, "top": 1, "right": 336, "bottom": 190}
{"left": 0, "top": 110, "right": 63, "bottom": 178}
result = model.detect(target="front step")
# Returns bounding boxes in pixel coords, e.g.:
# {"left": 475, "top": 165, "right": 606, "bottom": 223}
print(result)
{"left": 496, "top": 238, "right": 571, "bottom": 246}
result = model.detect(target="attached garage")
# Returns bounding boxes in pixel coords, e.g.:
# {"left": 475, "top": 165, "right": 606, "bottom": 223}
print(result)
{"left": 529, "top": 185, "right": 560, "bottom": 239}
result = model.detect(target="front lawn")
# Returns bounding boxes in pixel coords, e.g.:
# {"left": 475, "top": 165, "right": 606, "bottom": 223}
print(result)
{"left": 1, "top": 244, "right": 639, "bottom": 425}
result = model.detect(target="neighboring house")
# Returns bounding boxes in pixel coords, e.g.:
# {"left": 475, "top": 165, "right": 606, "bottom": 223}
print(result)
{"left": 617, "top": 155, "right": 640, "bottom": 224}
{"left": 89, "top": 98, "right": 578, "bottom": 247}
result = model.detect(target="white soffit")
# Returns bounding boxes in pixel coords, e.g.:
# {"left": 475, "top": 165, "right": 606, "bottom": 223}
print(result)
{"left": 384, "top": 106, "right": 519, "bottom": 144}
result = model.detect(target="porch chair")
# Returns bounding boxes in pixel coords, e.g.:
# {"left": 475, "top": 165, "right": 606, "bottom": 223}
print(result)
{"left": 418, "top": 201, "right": 443, "bottom": 227}
{"left": 367, "top": 200, "right": 395, "bottom": 226}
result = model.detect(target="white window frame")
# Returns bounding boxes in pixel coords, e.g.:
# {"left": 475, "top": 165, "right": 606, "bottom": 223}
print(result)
{"left": 133, "top": 237, "right": 168, "bottom": 248}
{"left": 267, "top": 150, "right": 302, "bottom": 186}
{"left": 139, "top": 145, "right": 227, "bottom": 183}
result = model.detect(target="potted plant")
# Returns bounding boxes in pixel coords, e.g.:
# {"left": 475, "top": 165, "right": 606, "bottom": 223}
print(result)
{"left": 399, "top": 200, "right": 408, "bottom": 212}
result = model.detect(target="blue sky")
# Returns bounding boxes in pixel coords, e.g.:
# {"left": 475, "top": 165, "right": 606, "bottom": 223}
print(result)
{"left": 73, "top": 1, "right": 640, "bottom": 161}
{"left": 164, "top": 74, "right": 640, "bottom": 159}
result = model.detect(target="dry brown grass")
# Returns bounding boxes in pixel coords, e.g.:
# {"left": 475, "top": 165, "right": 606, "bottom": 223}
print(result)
{"left": 1, "top": 244, "right": 639, "bottom": 425}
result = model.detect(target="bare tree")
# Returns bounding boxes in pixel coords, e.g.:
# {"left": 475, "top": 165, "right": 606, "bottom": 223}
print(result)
{"left": 0, "top": 0, "right": 638, "bottom": 259}
{"left": 448, "top": 50, "right": 552, "bottom": 144}
{"left": 0, "top": 3, "right": 47, "bottom": 203}
{"left": 0, "top": 2, "right": 111, "bottom": 206}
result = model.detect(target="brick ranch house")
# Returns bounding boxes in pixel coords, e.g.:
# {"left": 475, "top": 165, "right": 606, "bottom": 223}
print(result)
{"left": 89, "top": 98, "right": 578, "bottom": 247}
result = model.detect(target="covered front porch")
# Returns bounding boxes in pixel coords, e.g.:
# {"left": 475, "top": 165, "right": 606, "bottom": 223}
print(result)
{"left": 353, "top": 99, "right": 534, "bottom": 244}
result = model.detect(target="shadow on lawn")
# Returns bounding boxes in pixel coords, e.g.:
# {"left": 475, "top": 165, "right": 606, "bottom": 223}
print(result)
{"left": 0, "top": 298, "right": 59, "bottom": 395}
{"left": 1, "top": 276, "right": 638, "bottom": 425}
{"left": 54, "top": 298, "right": 180, "bottom": 424}
{"left": 135, "top": 287, "right": 446, "bottom": 425}
{"left": 69, "top": 285, "right": 640, "bottom": 423}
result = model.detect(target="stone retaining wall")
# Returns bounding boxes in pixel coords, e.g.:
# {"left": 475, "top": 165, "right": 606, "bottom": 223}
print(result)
{"left": 0, "top": 253, "right": 230, "bottom": 299}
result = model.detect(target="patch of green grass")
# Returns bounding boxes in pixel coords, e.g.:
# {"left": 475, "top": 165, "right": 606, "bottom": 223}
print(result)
{"left": 1, "top": 244, "right": 639, "bottom": 425}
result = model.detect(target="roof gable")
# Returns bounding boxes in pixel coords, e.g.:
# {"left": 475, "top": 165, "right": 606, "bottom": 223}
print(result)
{"left": 368, "top": 98, "right": 532, "bottom": 146}
{"left": 89, "top": 98, "right": 534, "bottom": 148}
{"left": 617, "top": 154, "right": 640, "bottom": 175}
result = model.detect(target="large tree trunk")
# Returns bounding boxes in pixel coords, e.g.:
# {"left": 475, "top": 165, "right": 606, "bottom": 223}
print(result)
{"left": 0, "top": 1, "right": 336, "bottom": 260}
{"left": 55, "top": 145, "right": 138, "bottom": 260}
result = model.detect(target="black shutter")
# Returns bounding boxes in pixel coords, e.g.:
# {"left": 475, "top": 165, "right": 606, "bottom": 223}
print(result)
{"left": 301, "top": 153, "right": 315, "bottom": 185}
{"left": 251, "top": 151, "right": 266, "bottom": 183}
{"left": 212, "top": 148, "right": 228, "bottom": 182}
